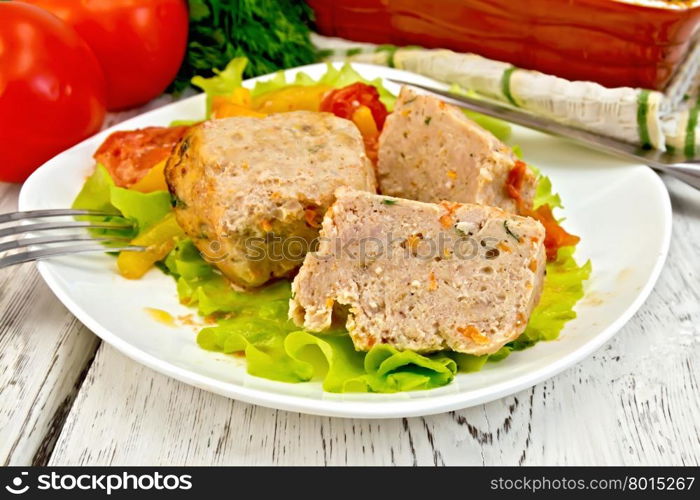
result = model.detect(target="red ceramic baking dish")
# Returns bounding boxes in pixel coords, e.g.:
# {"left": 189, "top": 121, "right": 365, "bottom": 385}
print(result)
{"left": 308, "top": 0, "right": 700, "bottom": 90}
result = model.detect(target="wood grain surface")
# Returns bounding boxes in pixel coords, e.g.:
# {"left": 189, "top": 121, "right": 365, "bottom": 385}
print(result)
{"left": 0, "top": 185, "right": 99, "bottom": 465}
{"left": 0, "top": 110, "right": 698, "bottom": 466}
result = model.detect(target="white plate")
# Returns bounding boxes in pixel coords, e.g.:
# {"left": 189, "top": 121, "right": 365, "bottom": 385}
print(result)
{"left": 18, "top": 63, "right": 672, "bottom": 418}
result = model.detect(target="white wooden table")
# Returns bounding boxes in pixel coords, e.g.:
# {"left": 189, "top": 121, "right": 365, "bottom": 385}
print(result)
{"left": 1, "top": 104, "right": 699, "bottom": 466}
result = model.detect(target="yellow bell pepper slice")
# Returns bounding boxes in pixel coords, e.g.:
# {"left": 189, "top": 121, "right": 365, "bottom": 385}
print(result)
{"left": 211, "top": 88, "right": 264, "bottom": 119}
{"left": 252, "top": 85, "right": 331, "bottom": 113}
{"left": 212, "top": 87, "right": 252, "bottom": 108}
{"left": 130, "top": 160, "right": 169, "bottom": 193}
{"left": 117, "top": 213, "right": 185, "bottom": 280}
{"left": 351, "top": 105, "right": 379, "bottom": 138}
{"left": 212, "top": 101, "right": 267, "bottom": 119}
{"left": 229, "top": 87, "right": 252, "bottom": 107}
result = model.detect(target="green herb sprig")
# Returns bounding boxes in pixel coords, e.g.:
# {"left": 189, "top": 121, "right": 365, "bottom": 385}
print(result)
{"left": 172, "top": 0, "right": 319, "bottom": 91}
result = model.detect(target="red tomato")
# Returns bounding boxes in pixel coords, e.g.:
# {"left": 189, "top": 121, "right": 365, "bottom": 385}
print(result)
{"left": 94, "top": 126, "right": 190, "bottom": 187}
{"left": 22, "top": 0, "right": 189, "bottom": 110}
{"left": 0, "top": 3, "right": 106, "bottom": 183}
{"left": 320, "top": 82, "right": 388, "bottom": 129}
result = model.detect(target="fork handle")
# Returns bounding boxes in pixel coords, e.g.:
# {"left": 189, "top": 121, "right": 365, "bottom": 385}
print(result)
{"left": 651, "top": 163, "right": 700, "bottom": 190}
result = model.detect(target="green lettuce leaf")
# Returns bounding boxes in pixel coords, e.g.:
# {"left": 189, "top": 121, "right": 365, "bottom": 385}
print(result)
{"left": 110, "top": 188, "right": 172, "bottom": 234}
{"left": 316, "top": 63, "right": 396, "bottom": 110}
{"left": 534, "top": 174, "right": 562, "bottom": 210}
{"left": 360, "top": 345, "right": 456, "bottom": 392}
{"left": 72, "top": 164, "right": 119, "bottom": 214}
{"left": 520, "top": 246, "right": 591, "bottom": 342}
{"left": 249, "top": 70, "right": 289, "bottom": 97}
{"left": 527, "top": 164, "right": 563, "bottom": 210}
{"left": 165, "top": 239, "right": 291, "bottom": 316}
{"left": 191, "top": 57, "right": 248, "bottom": 117}
{"left": 197, "top": 320, "right": 457, "bottom": 393}
{"left": 451, "top": 352, "right": 489, "bottom": 372}
{"left": 71, "top": 164, "right": 172, "bottom": 237}
{"left": 169, "top": 119, "right": 201, "bottom": 127}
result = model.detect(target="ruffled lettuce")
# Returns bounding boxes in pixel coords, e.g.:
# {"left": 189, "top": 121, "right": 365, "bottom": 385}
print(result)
{"left": 192, "top": 57, "right": 248, "bottom": 117}
{"left": 72, "top": 163, "right": 120, "bottom": 214}
{"left": 521, "top": 246, "right": 591, "bottom": 343}
{"left": 199, "top": 323, "right": 457, "bottom": 393}
{"left": 72, "top": 164, "right": 172, "bottom": 238}
{"left": 314, "top": 63, "right": 396, "bottom": 110}
{"left": 526, "top": 163, "right": 563, "bottom": 210}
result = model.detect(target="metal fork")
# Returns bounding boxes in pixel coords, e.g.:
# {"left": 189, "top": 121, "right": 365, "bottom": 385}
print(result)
{"left": 0, "top": 209, "right": 146, "bottom": 269}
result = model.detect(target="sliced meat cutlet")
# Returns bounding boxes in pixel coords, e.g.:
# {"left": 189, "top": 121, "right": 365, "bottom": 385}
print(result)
{"left": 377, "top": 86, "right": 537, "bottom": 213}
{"left": 165, "top": 111, "right": 376, "bottom": 288}
{"left": 290, "top": 187, "right": 546, "bottom": 355}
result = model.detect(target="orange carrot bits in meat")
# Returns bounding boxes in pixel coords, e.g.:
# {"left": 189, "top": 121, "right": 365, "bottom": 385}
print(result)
{"left": 438, "top": 213, "right": 453, "bottom": 228}
{"left": 304, "top": 207, "right": 321, "bottom": 228}
{"left": 457, "top": 325, "right": 490, "bottom": 345}
{"left": 497, "top": 242, "right": 512, "bottom": 253}
{"left": 404, "top": 233, "right": 423, "bottom": 256}
{"left": 440, "top": 201, "right": 462, "bottom": 216}
{"left": 438, "top": 201, "right": 461, "bottom": 229}
{"left": 440, "top": 201, "right": 462, "bottom": 212}
{"left": 428, "top": 271, "right": 438, "bottom": 291}
{"left": 260, "top": 219, "right": 273, "bottom": 232}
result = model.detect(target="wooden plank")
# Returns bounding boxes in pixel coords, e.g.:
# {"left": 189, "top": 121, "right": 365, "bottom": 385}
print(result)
{"left": 0, "top": 184, "right": 101, "bottom": 465}
{"left": 0, "top": 183, "right": 19, "bottom": 213}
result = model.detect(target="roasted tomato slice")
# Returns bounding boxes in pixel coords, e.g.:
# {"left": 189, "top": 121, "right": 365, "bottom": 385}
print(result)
{"left": 320, "top": 82, "right": 388, "bottom": 129}
{"left": 533, "top": 204, "right": 581, "bottom": 260}
{"left": 505, "top": 160, "right": 580, "bottom": 260}
{"left": 94, "top": 126, "right": 189, "bottom": 187}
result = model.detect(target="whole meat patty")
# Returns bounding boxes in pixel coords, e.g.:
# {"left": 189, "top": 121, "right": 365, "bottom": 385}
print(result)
{"left": 290, "top": 187, "right": 546, "bottom": 355}
{"left": 378, "top": 87, "right": 537, "bottom": 213}
{"left": 165, "top": 111, "right": 376, "bottom": 288}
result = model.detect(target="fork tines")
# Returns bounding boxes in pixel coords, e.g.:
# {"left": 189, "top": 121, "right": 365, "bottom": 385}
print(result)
{"left": 0, "top": 209, "right": 146, "bottom": 269}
